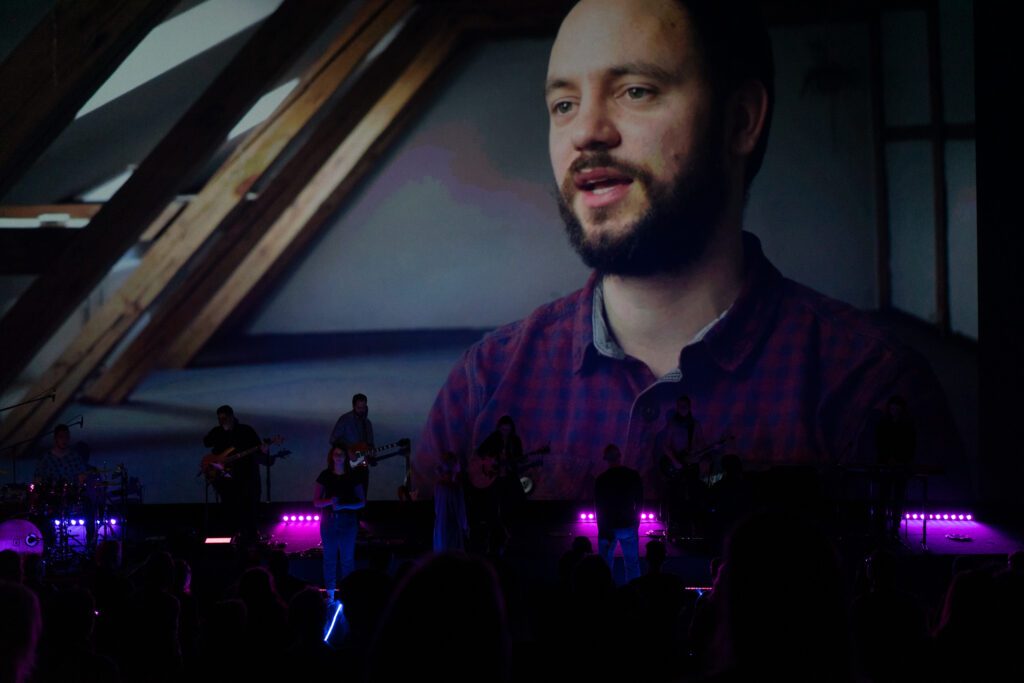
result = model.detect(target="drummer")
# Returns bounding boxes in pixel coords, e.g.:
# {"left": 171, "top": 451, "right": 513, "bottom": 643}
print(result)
{"left": 33, "top": 423, "right": 98, "bottom": 548}
{"left": 33, "top": 424, "right": 91, "bottom": 485}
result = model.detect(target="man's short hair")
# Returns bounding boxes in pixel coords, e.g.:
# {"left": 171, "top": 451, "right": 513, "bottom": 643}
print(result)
{"left": 216, "top": 405, "right": 234, "bottom": 417}
{"left": 352, "top": 393, "right": 368, "bottom": 407}
{"left": 53, "top": 423, "right": 70, "bottom": 436}
{"left": 674, "top": 0, "right": 774, "bottom": 188}
{"left": 603, "top": 444, "right": 622, "bottom": 462}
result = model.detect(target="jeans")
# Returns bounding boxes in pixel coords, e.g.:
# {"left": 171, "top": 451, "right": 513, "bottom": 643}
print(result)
{"left": 321, "top": 510, "right": 359, "bottom": 590}
{"left": 599, "top": 526, "right": 641, "bottom": 582}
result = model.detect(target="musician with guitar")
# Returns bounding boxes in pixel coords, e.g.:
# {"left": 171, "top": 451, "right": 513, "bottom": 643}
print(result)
{"left": 656, "top": 396, "right": 708, "bottom": 539}
{"left": 202, "top": 405, "right": 271, "bottom": 544}
{"left": 313, "top": 444, "right": 366, "bottom": 603}
{"left": 330, "top": 393, "right": 373, "bottom": 450}
{"left": 465, "top": 416, "right": 548, "bottom": 555}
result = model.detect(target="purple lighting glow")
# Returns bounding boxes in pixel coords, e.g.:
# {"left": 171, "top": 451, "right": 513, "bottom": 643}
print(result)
{"left": 280, "top": 512, "right": 320, "bottom": 524}
{"left": 905, "top": 511, "right": 976, "bottom": 522}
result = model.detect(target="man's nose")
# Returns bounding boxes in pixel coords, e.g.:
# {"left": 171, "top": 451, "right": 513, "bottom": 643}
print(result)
{"left": 570, "top": 99, "right": 621, "bottom": 151}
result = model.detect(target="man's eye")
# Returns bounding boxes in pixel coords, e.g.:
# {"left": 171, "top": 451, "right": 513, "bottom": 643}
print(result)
{"left": 552, "top": 100, "right": 574, "bottom": 115}
{"left": 625, "top": 86, "right": 653, "bottom": 100}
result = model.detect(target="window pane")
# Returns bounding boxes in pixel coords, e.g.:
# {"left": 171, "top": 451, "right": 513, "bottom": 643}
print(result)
{"left": 939, "top": 0, "right": 975, "bottom": 124}
{"left": 887, "top": 142, "right": 937, "bottom": 322}
{"left": 882, "top": 10, "right": 931, "bottom": 126}
{"left": 946, "top": 140, "right": 977, "bottom": 338}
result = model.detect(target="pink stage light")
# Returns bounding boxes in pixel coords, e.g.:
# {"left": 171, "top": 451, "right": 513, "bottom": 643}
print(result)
{"left": 314, "top": 515, "right": 320, "bottom": 521}
{"left": 966, "top": 514, "right": 973, "bottom": 521}
{"left": 912, "top": 514, "right": 919, "bottom": 520}
{"left": 957, "top": 514, "right": 965, "bottom": 520}
{"left": 579, "top": 513, "right": 587, "bottom": 521}
{"left": 942, "top": 514, "right": 950, "bottom": 520}
{"left": 281, "top": 515, "right": 289, "bottom": 522}
{"left": 290, "top": 515, "right": 298, "bottom": 522}
{"left": 587, "top": 513, "right": 595, "bottom": 520}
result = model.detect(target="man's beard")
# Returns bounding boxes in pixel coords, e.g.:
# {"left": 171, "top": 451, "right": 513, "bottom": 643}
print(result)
{"left": 557, "top": 130, "right": 729, "bottom": 277}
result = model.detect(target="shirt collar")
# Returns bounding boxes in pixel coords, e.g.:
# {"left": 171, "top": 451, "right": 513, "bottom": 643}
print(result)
{"left": 573, "top": 231, "right": 782, "bottom": 374}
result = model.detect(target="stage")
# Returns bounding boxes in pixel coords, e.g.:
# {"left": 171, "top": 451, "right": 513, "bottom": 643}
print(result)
{"left": 5, "top": 499, "right": 1018, "bottom": 606}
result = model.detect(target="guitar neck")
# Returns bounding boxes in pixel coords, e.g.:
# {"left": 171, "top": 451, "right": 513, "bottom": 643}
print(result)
{"left": 223, "top": 445, "right": 260, "bottom": 464}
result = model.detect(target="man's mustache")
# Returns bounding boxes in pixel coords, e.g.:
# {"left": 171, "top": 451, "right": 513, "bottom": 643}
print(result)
{"left": 567, "top": 151, "right": 645, "bottom": 179}
{"left": 562, "top": 152, "right": 651, "bottom": 201}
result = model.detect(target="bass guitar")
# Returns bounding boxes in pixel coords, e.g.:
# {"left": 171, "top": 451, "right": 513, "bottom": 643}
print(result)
{"left": 348, "top": 438, "right": 411, "bottom": 468}
{"left": 200, "top": 435, "right": 287, "bottom": 482}
{"left": 467, "top": 445, "right": 550, "bottom": 491}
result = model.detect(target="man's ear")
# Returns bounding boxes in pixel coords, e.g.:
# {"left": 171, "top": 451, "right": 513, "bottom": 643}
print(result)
{"left": 726, "top": 79, "right": 769, "bottom": 159}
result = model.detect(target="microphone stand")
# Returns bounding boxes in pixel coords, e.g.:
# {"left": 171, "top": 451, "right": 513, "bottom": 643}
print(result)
{"left": 0, "top": 390, "right": 55, "bottom": 413}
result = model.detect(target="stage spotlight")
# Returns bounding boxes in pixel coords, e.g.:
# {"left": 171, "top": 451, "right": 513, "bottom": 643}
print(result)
{"left": 314, "top": 515, "right": 320, "bottom": 521}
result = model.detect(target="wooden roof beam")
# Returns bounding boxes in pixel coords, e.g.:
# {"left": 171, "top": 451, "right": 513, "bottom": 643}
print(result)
{"left": 0, "top": 0, "right": 412, "bottom": 450}
{"left": 86, "top": 7, "right": 453, "bottom": 404}
{"left": 0, "top": 0, "right": 347, "bottom": 396}
{"left": 0, "top": 0, "right": 178, "bottom": 200}
{"left": 162, "top": 20, "right": 464, "bottom": 370}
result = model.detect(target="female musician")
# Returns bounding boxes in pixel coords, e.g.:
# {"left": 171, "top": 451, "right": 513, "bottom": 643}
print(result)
{"left": 313, "top": 444, "right": 365, "bottom": 603}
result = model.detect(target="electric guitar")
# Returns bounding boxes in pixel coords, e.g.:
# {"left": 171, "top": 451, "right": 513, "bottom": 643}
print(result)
{"left": 467, "top": 445, "right": 550, "bottom": 490}
{"left": 200, "top": 435, "right": 287, "bottom": 482}
{"left": 348, "top": 438, "right": 411, "bottom": 468}
{"left": 658, "top": 435, "right": 731, "bottom": 482}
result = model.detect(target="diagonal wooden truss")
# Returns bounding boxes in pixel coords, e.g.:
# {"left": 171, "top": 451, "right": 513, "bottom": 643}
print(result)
{"left": 0, "top": 0, "right": 571, "bottom": 456}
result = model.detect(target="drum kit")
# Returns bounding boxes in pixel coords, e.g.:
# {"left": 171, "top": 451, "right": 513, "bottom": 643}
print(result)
{"left": 0, "top": 464, "right": 138, "bottom": 564}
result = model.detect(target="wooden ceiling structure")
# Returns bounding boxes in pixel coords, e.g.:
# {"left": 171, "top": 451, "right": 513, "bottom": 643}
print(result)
{"left": 0, "top": 0, "right": 572, "bottom": 456}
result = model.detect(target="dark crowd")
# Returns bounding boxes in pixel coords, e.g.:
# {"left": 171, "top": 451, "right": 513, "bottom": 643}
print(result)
{"left": 2, "top": 512, "right": 1023, "bottom": 683}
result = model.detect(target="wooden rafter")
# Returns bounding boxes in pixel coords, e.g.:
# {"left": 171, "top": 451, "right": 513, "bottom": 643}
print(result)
{"left": 86, "top": 6, "right": 453, "bottom": 403}
{"left": 161, "top": 23, "right": 464, "bottom": 370}
{"left": 0, "top": 0, "right": 346, "bottom": 397}
{"left": 0, "top": 0, "right": 411, "bottom": 451}
{"left": 0, "top": 205, "right": 102, "bottom": 219}
{"left": 0, "top": 0, "right": 178, "bottom": 199}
